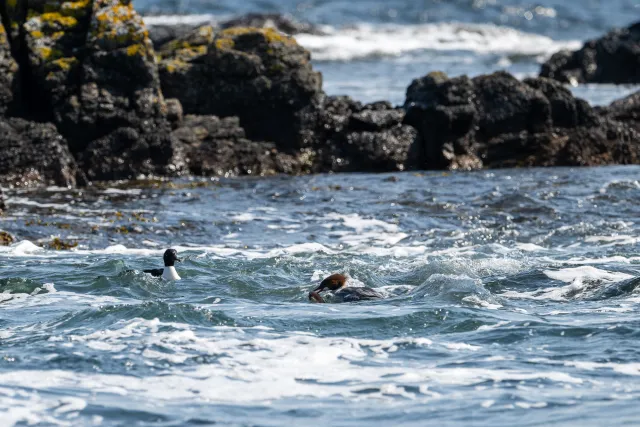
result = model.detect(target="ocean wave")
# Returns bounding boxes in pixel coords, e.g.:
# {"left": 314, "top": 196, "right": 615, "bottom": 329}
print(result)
{"left": 296, "top": 22, "right": 581, "bottom": 61}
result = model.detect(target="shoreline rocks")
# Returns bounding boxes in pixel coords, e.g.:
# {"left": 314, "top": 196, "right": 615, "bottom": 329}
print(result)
{"left": 0, "top": 3, "right": 639, "bottom": 195}
{"left": 540, "top": 21, "right": 640, "bottom": 84}
{"left": 404, "top": 72, "right": 639, "bottom": 169}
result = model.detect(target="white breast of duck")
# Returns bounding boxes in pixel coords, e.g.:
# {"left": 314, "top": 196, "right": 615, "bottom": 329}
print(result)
{"left": 162, "top": 266, "right": 181, "bottom": 281}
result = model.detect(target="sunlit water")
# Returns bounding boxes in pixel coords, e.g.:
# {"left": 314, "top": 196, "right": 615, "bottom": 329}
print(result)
{"left": 1, "top": 166, "right": 640, "bottom": 425}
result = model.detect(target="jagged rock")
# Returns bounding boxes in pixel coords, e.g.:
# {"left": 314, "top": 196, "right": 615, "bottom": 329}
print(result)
{"left": 602, "top": 90, "right": 640, "bottom": 132}
{"left": 0, "top": 21, "right": 19, "bottom": 115}
{"left": 172, "top": 115, "right": 308, "bottom": 176}
{"left": 0, "top": 187, "right": 4, "bottom": 213}
{"left": 540, "top": 22, "right": 640, "bottom": 84}
{"left": 18, "top": 1, "right": 170, "bottom": 152}
{"left": 148, "top": 23, "right": 200, "bottom": 49}
{"left": 79, "top": 127, "right": 186, "bottom": 182}
{"left": 405, "top": 71, "right": 639, "bottom": 169}
{"left": 404, "top": 72, "right": 481, "bottom": 169}
{"left": 159, "top": 26, "right": 323, "bottom": 151}
{"left": 0, "top": 118, "right": 83, "bottom": 187}
{"left": 311, "top": 98, "right": 416, "bottom": 172}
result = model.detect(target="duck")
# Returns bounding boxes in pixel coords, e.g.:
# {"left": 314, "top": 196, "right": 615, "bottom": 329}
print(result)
{"left": 143, "top": 248, "right": 182, "bottom": 281}
{"left": 308, "top": 273, "right": 383, "bottom": 303}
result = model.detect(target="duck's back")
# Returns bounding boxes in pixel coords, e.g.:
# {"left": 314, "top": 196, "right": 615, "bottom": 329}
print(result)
{"left": 334, "top": 287, "right": 383, "bottom": 302}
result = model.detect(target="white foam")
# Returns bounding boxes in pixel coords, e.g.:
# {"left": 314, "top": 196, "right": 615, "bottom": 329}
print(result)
{"left": 296, "top": 22, "right": 581, "bottom": 61}
{"left": 584, "top": 235, "right": 638, "bottom": 247}
{"left": 544, "top": 266, "right": 633, "bottom": 284}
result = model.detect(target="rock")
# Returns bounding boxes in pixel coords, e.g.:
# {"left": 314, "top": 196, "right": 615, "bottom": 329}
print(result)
{"left": 79, "top": 127, "right": 187, "bottom": 182}
{"left": 159, "top": 26, "right": 323, "bottom": 151}
{"left": 404, "top": 72, "right": 481, "bottom": 169}
{"left": 220, "top": 13, "right": 322, "bottom": 36}
{"left": 404, "top": 71, "right": 639, "bottom": 169}
{"left": 540, "top": 22, "right": 640, "bottom": 84}
{"left": 523, "top": 77, "right": 599, "bottom": 128}
{"left": 172, "top": 115, "right": 308, "bottom": 176}
{"left": 0, "top": 21, "right": 19, "bottom": 115}
{"left": 18, "top": 1, "right": 171, "bottom": 151}
{"left": 312, "top": 97, "right": 417, "bottom": 172}
{"left": 0, "top": 187, "right": 4, "bottom": 213}
{"left": 602, "top": 90, "right": 640, "bottom": 132}
{"left": 0, "top": 118, "right": 83, "bottom": 188}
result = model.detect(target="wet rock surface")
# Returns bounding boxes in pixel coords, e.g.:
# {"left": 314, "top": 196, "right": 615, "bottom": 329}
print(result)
{"left": 540, "top": 21, "right": 640, "bottom": 84}
{"left": 172, "top": 115, "right": 309, "bottom": 177}
{"left": 0, "top": 22, "right": 18, "bottom": 115}
{"left": 405, "top": 72, "right": 639, "bottom": 169}
{"left": 601, "top": 90, "right": 640, "bottom": 132}
{"left": 0, "top": 118, "right": 83, "bottom": 188}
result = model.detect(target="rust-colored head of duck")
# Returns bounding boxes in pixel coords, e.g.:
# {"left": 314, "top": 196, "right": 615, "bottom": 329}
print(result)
{"left": 308, "top": 273, "right": 347, "bottom": 303}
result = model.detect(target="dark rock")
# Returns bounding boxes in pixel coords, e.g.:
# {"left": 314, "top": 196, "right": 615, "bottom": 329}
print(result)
{"left": 79, "top": 127, "right": 187, "bottom": 182}
{"left": 159, "top": 26, "right": 323, "bottom": 151}
{"left": 18, "top": 1, "right": 171, "bottom": 153}
{"left": 0, "top": 21, "right": 19, "bottom": 115}
{"left": 220, "top": 13, "right": 323, "bottom": 36}
{"left": 310, "top": 97, "right": 416, "bottom": 172}
{"left": 0, "top": 118, "right": 83, "bottom": 188}
{"left": 165, "top": 98, "right": 183, "bottom": 129}
{"left": 172, "top": 115, "right": 308, "bottom": 176}
{"left": 603, "top": 90, "right": 640, "bottom": 132}
{"left": 540, "top": 21, "right": 640, "bottom": 84}
{"left": 147, "top": 13, "right": 321, "bottom": 49}
{"left": 0, "top": 187, "right": 4, "bottom": 213}
{"left": 524, "top": 77, "right": 599, "bottom": 128}
{"left": 404, "top": 72, "right": 481, "bottom": 169}
{"left": 405, "top": 71, "right": 639, "bottom": 169}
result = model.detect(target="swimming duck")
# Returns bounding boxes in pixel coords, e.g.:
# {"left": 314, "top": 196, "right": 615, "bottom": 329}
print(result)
{"left": 308, "top": 273, "right": 383, "bottom": 303}
{"left": 143, "top": 248, "right": 181, "bottom": 281}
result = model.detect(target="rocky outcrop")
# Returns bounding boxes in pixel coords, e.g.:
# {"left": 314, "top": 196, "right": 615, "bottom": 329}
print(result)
{"left": 172, "top": 115, "right": 309, "bottom": 176}
{"left": 0, "top": 118, "right": 83, "bottom": 187}
{"left": 310, "top": 97, "right": 417, "bottom": 172}
{"left": 0, "top": 21, "right": 19, "bottom": 115}
{"left": 404, "top": 71, "right": 639, "bottom": 169}
{"left": 541, "top": 21, "right": 640, "bottom": 84}
{"left": 78, "top": 128, "right": 186, "bottom": 182}
{"left": 158, "top": 26, "right": 323, "bottom": 151}
{"left": 602, "top": 90, "right": 640, "bottom": 132}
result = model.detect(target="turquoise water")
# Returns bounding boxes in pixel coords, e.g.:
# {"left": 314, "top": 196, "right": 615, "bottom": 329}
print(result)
{"left": 2, "top": 166, "right": 640, "bottom": 425}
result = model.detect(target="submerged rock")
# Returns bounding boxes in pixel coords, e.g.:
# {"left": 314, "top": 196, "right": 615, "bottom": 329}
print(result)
{"left": 404, "top": 71, "right": 639, "bottom": 169}
{"left": 172, "top": 115, "right": 309, "bottom": 176}
{"left": 540, "top": 21, "right": 640, "bottom": 84}
{"left": 159, "top": 26, "right": 323, "bottom": 151}
{"left": 0, "top": 118, "right": 83, "bottom": 187}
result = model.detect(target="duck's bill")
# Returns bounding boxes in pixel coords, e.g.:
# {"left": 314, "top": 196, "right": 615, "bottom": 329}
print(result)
{"left": 176, "top": 258, "right": 182, "bottom": 262}
{"left": 308, "top": 291, "right": 324, "bottom": 303}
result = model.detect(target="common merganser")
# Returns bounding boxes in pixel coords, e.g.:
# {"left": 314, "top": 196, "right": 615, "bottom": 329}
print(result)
{"left": 143, "top": 248, "right": 181, "bottom": 281}
{"left": 308, "top": 273, "right": 383, "bottom": 303}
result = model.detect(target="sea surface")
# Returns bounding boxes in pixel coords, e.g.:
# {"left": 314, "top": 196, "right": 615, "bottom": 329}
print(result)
{"left": 138, "top": 0, "right": 640, "bottom": 105}
{"left": 2, "top": 166, "right": 640, "bottom": 425}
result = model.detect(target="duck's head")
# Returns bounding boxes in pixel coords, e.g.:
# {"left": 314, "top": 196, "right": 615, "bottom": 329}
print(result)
{"left": 309, "top": 273, "right": 347, "bottom": 303}
{"left": 163, "top": 248, "right": 181, "bottom": 267}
